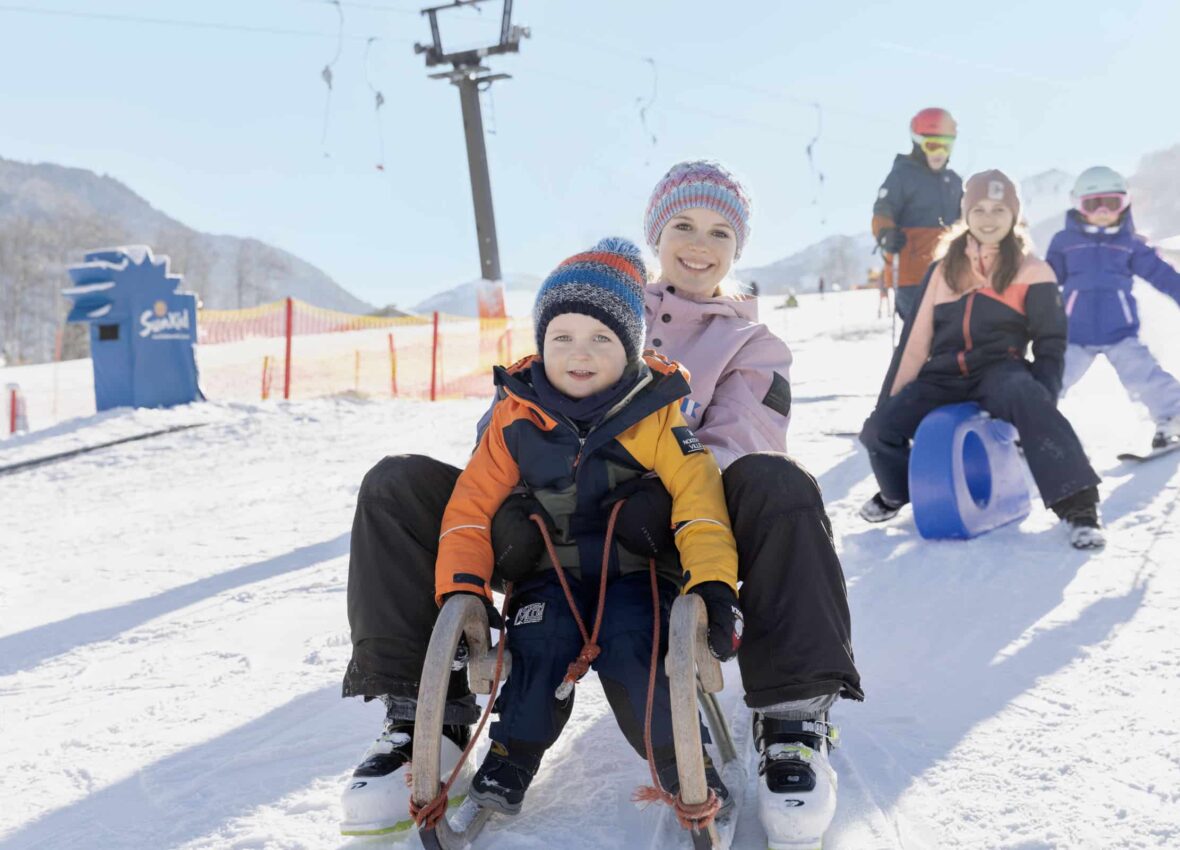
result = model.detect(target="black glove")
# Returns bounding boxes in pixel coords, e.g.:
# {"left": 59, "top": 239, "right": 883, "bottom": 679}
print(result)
{"left": 601, "top": 476, "right": 675, "bottom": 558}
{"left": 442, "top": 591, "right": 504, "bottom": 670}
{"left": 877, "top": 227, "right": 907, "bottom": 254}
{"left": 441, "top": 590, "right": 504, "bottom": 630}
{"left": 689, "top": 582, "right": 743, "bottom": 661}
{"left": 490, "top": 492, "right": 555, "bottom": 581}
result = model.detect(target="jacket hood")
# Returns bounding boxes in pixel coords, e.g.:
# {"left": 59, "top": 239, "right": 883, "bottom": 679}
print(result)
{"left": 492, "top": 352, "right": 690, "bottom": 430}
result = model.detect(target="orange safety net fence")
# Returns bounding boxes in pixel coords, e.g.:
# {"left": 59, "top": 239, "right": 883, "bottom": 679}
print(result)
{"left": 197, "top": 298, "right": 534, "bottom": 402}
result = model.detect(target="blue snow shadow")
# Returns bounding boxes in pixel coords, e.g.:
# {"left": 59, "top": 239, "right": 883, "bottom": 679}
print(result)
{"left": 0, "top": 533, "right": 350, "bottom": 677}
{"left": 0, "top": 684, "right": 371, "bottom": 850}
{"left": 828, "top": 522, "right": 1146, "bottom": 846}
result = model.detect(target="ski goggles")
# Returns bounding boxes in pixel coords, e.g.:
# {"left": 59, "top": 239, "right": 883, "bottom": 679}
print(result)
{"left": 1076, "top": 192, "right": 1130, "bottom": 215}
{"left": 912, "top": 133, "right": 955, "bottom": 155}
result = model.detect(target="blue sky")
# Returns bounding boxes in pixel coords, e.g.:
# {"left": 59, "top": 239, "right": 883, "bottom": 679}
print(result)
{"left": 2, "top": 0, "right": 1179, "bottom": 308}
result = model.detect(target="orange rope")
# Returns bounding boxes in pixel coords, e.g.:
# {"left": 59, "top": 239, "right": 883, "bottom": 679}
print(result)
{"left": 632, "top": 558, "right": 721, "bottom": 833}
{"left": 409, "top": 584, "right": 513, "bottom": 830}
{"left": 532, "top": 500, "right": 623, "bottom": 697}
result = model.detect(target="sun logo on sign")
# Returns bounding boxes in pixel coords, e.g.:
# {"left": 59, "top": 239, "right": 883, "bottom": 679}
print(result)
{"left": 154, "top": 300, "right": 168, "bottom": 317}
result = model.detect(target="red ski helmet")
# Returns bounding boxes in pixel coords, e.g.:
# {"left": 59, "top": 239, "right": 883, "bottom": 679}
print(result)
{"left": 910, "top": 107, "right": 957, "bottom": 138}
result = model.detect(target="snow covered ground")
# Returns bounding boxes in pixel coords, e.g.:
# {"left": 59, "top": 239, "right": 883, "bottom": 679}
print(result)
{"left": 3, "top": 288, "right": 1179, "bottom": 849}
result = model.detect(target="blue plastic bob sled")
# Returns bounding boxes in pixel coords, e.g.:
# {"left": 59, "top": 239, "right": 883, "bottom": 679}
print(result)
{"left": 908, "top": 402, "right": 1030, "bottom": 540}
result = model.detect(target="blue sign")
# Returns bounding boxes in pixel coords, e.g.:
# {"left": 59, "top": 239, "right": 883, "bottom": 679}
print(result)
{"left": 62, "top": 246, "right": 204, "bottom": 411}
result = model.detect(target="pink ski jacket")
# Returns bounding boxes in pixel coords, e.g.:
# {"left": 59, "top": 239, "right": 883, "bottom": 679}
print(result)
{"left": 643, "top": 282, "right": 793, "bottom": 469}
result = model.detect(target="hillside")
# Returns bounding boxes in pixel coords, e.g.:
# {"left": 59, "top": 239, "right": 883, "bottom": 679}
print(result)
{"left": 0, "top": 157, "right": 373, "bottom": 365}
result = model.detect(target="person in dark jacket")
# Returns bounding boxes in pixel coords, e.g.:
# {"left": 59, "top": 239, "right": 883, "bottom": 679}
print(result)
{"left": 859, "top": 169, "right": 1105, "bottom": 549}
{"left": 437, "top": 237, "right": 741, "bottom": 817}
{"left": 1048, "top": 166, "right": 1180, "bottom": 449}
{"left": 872, "top": 107, "right": 964, "bottom": 320}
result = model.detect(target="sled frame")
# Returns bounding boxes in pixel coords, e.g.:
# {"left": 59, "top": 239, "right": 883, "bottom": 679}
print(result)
{"left": 412, "top": 592, "right": 737, "bottom": 849}
{"left": 412, "top": 594, "right": 505, "bottom": 850}
{"left": 667, "top": 592, "right": 736, "bottom": 849}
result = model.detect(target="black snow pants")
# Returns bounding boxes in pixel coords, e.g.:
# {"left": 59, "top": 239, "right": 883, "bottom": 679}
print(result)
{"left": 342, "top": 452, "right": 864, "bottom": 713}
{"left": 859, "top": 361, "right": 1101, "bottom": 508}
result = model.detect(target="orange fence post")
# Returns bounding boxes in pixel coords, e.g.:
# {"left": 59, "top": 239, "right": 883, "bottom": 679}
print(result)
{"left": 8, "top": 385, "right": 15, "bottom": 435}
{"left": 430, "top": 312, "right": 440, "bottom": 402}
{"left": 388, "top": 332, "right": 398, "bottom": 398}
{"left": 261, "top": 356, "right": 272, "bottom": 400}
{"left": 283, "top": 297, "right": 294, "bottom": 400}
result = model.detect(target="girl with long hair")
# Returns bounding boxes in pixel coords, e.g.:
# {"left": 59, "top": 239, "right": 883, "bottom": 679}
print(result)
{"left": 858, "top": 169, "right": 1104, "bottom": 549}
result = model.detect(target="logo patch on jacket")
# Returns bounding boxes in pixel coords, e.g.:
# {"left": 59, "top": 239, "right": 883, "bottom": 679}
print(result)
{"left": 513, "top": 602, "right": 545, "bottom": 626}
{"left": 762, "top": 372, "right": 791, "bottom": 417}
{"left": 671, "top": 426, "right": 704, "bottom": 455}
{"left": 680, "top": 397, "right": 702, "bottom": 422}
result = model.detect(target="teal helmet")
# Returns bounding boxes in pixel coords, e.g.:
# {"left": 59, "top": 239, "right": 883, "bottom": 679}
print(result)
{"left": 1071, "top": 166, "right": 1128, "bottom": 200}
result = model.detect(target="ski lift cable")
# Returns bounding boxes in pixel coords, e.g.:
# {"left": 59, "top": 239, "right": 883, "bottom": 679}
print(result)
{"left": 544, "top": 29, "right": 896, "bottom": 130}
{"left": 320, "top": 0, "right": 345, "bottom": 155}
{"left": 804, "top": 102, "right": 826, "bottom": 224}
{"left": 364, "top": 35, "right": 388, "bottom": 170}
{"left": 531, "top": 66, "right": 883, "bottom": 156}
{"left": 0, "top": 2, "right": 404, "bottom": 40}
{"left": 636, "top": 57, "right": 658, "bottom": 150}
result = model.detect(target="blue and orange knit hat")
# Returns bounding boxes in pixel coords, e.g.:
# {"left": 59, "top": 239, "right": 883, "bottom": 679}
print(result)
{"left": 534, "top": 237, "right": 648, "bottom": 362}
{"left": 644, "top": 160, "right": 752, "bottom": 259}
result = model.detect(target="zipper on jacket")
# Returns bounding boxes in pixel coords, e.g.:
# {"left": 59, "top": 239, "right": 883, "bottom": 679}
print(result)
{"left": 958, "top": 291, "right": 977, "bottom": 377}
{"left": 1117, "top": 290, "right": 1134, "bottom": 325}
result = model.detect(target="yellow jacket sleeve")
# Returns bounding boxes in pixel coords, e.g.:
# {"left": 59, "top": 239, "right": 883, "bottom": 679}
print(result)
{"left": 435, "top": 401, "right": 523, "bottom": 604}
{"left": 620, "top": 404, "right": 739, "bottom": 594}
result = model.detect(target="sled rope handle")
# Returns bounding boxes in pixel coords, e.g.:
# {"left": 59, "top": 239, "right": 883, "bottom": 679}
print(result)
{"left": 409, "top": 583, "right": 514, "bottom": 830}
{"left": 633, "top": 559, "right": 722, "bottom": 832}
{"left": 532, "top": 499, "right": 622, "bottom": 698}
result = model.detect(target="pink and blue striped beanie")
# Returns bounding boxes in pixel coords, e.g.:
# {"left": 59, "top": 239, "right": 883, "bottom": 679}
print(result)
{"left": 644, "top": 160, "right": 752, "bottom": 259}
{"left": 534, "top": 237, "right": 649, "bottom": 362}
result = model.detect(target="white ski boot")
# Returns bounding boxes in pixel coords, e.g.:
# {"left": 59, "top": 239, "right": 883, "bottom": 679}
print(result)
{"left": 1067, "top": 519, "right": 1106, "bottom": 550}
{"left": 1152, "top": 417, "right": 1180, "bottom": 450}
{"left": 1062, "top": 504, "right": 1105, "bottom": 550}
{"left": 340, "top": 722, "right": 472, "bottom": 837}
{"left": 755, "top": 716, "right": 839, "bottom": 850}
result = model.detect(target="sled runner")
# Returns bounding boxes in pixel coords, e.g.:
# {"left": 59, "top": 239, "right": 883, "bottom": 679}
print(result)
{"left": 410, "top": 593, "right": 741, "bottom": 849}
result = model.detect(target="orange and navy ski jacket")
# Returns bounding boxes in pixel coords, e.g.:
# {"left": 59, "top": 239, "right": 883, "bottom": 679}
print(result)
{"left": 879, "top": 240, "right": 1066, "bottom": 404}
{"left": 872, "top": 152, "right": 963, "bottom": 287}
{"left": 435, "top": 353, "right": 739, "bottom": 605}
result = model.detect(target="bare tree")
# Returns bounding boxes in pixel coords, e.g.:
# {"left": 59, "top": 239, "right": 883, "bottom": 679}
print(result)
{"left": 0, "top": 211, "right": 127, "bottom": 363}
{"left": 234, "top": 239, "right": 286, "bottom": 308}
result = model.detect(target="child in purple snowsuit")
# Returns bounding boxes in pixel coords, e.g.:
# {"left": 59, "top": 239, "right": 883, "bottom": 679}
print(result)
{"left": 1048, "top": 166, "right": 1180, "bottom": 449}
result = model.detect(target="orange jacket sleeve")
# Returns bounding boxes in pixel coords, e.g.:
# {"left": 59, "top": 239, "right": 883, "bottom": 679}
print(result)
{"left": 435, "top": 401, "right": 523, "bottom": 604}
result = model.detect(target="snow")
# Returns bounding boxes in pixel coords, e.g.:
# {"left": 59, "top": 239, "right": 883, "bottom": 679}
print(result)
{"left": 4, "top": 288, "right": 1180, "bottom": 849}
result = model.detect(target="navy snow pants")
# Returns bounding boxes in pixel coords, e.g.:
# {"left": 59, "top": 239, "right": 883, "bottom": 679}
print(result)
{"left": 490, "top": 571, "right": 683, "bottom": 758}
{"left": 860, "top": 361, "right": 1100, "bottom": 507}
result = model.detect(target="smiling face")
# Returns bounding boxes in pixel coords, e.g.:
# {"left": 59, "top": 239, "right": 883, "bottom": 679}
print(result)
{"left": 966, "top": 199, "right": 1015, "bottom": 246}
{"left": 656, "top": 207, "right": 738, "bottom": 298}
{"left": 542, "top": 312, "right": 629, "bottom": 399}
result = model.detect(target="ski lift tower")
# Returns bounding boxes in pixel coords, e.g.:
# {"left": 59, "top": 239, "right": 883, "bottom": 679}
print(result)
{"left": 416, "top": 0, "right": 528, "bottom": 317}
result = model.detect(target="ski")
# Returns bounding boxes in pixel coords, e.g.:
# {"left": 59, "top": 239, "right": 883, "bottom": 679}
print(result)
{"left": 1117, "top": 440, "right": 1180, "bottom": 463}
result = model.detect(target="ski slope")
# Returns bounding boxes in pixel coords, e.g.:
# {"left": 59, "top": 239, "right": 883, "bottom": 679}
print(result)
{"left": 3, "top": 288, "right": 1179, "bottom": 850}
